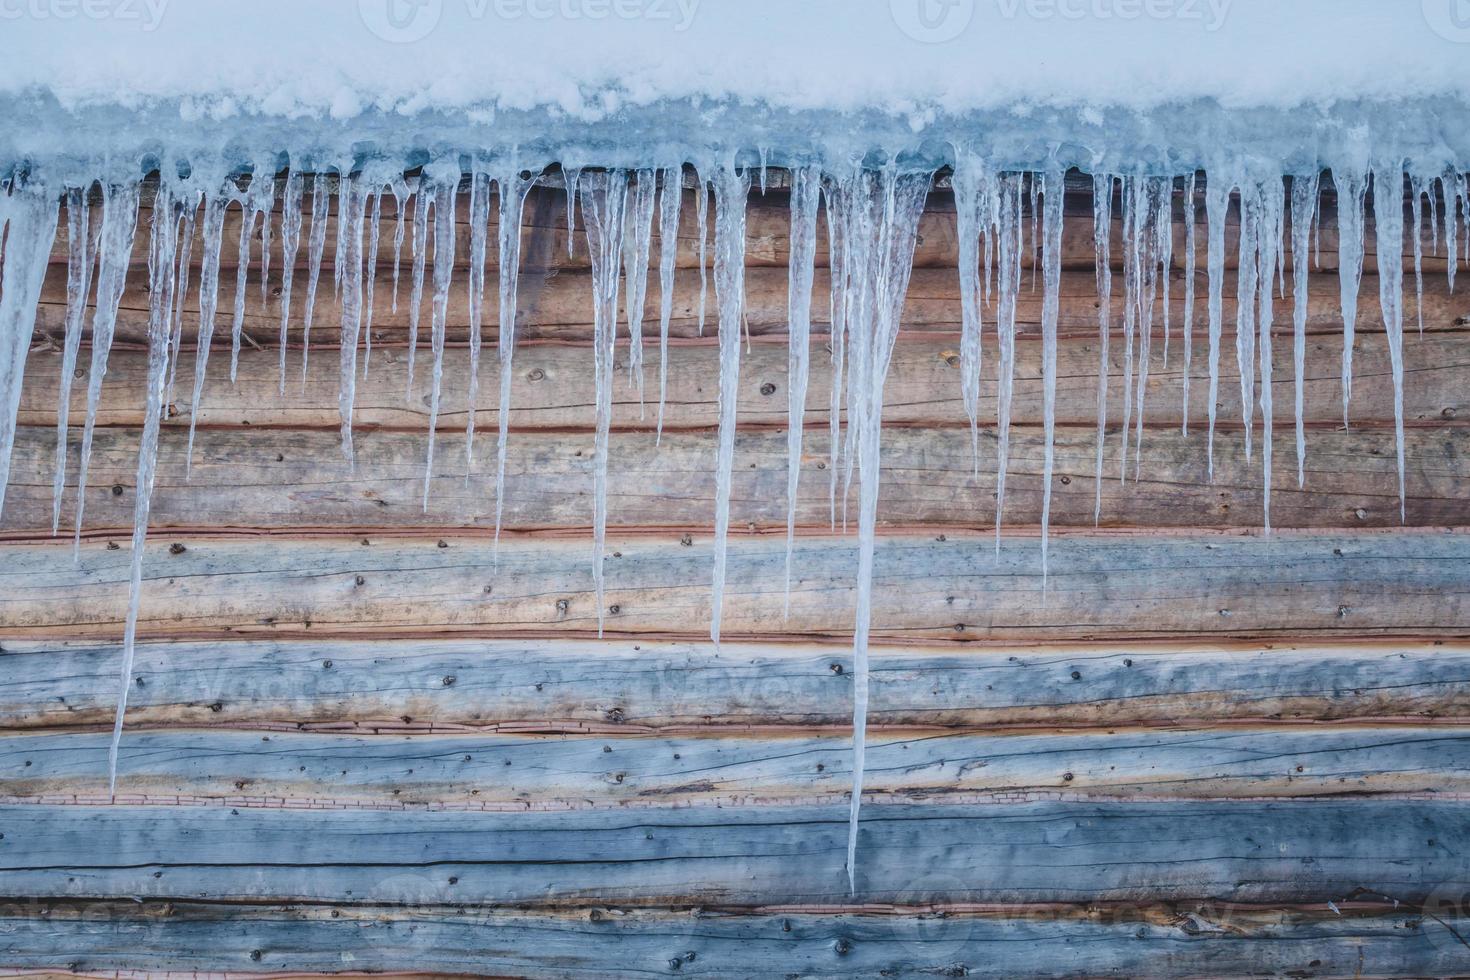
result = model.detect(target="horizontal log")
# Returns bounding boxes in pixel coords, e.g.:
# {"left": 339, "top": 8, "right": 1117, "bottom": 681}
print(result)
{"left": 9, "top": 726, "right": 1469, "bottom": 805}
{"left": 2, "top": 423, "right": 1464, "bottom": 536}
{"left": 0, "top": 531, "right": 1465, "bottom": 641}
{"left": 18, "top": 330, "right": 1467, "bottom": 433}
{"left": 33, "top": 264, "right": 1467, "bottom": 351}
{"left": 3, "top": 638, "right": 1466, "bottom": 732}
{"left": 1, "top": 799, "right": 1464, "bottom": 905}
{"left": 0, "top": 901, "right": 1461, "bottom": 978}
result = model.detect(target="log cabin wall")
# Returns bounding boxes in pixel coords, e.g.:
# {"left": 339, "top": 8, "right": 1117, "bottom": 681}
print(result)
{"left": 1, "top": 171, "right": 1469, "bottom": 977}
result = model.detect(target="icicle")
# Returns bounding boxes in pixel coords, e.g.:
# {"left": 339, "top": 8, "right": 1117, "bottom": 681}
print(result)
{"left": 825, "top": 179, "right": 847, "bottom": 528}
{"left": 75, "top": 181, "right": 141, "bottom": 545}
{"left": 1117, "top": 177, "right": 1138, "bottom": 480}
{"left": 108, "top": 170, "right": 180, "bottom": 798}
{"left": 1182, "top": 172, "right": 1196, "bottom": 434}
{"left": 1204, "top": 172, "right": 1230, "bottom": 479}
{"left": 1290, "top": 173, "right": 1319, "bottom": 488}
{"left": 1373, "top": 165, "right": 1408, "bottom": 522}
{"left": 581, "top": 170, "right": 629, "bottom": 636}
{"left": 1448, "top": 170, "right": 1464, "bottom": 293}
{"left": 492, "top": 167, "right": 535, "bottom": 550}
{"left": 1027, "top": 172, "right": 1039, "bottom": 292}
{"left": 231, "top": 161, "right": 274, "bottom": 382}
{"left": 622, "top": 169, "right": 656, "bottom": 410}
{"left": 1131, "top": 177, "right": 1166, "bottom": 479}
{"left": 464, "top": 169, "right": 491, "bottom": 475}
{"left": 337, "top": 169, "right": 369, "bottom": 464}
{"left": 953, "top": 153, "right": 989, "bottom": 477}
{"left": 52, "top": 187, "right": 96, "bottom": 534}
{"left": 0, "top": 179, "right": 60, "bottom": 523}
{"left": 166, "top": 193, "right": 198, "bottom": 406}
{"left": 301, "top": 172, "right": 330, "bottom": 383}
{"left": 1091, "top": 173, "right": 1113, "bottom": 524}
{"left": 708, "top": 163, "right": 751, "bottom": 648}
{"left": 1038, "top": 168, "right": 1063, "bottom": 586}
{"left": 563, "top": 166, "right": 580, "bottom": 260}
{"left": 363, "top": 186, "right": 383, "bottom": 377}
{"left": 405, "top": 176, "right": 430, "bottom": 398}
{"left": 694, "top": 170, "right": 709, "bottom": 336}
{"left": 835, "top": 164, "right": 931, "bottom": 893}
{"left": 391, "top": 175, "right": 409, "bottom": 311}
{"left": 1234, "top": 179, "right": 1261, "bottom": 462}
{"left": 654, "top": 165, "right": 682, "bottom": 442}
{"left": 183, "top": 177, "right": 227, "bottom": 477}
{"left": 1334, "top": 167, "right": 1368, "bottom": 428}
{"left": 993, "top": 173, "right": 1023, "bottom": 546}
{"left": 1160, "top": 180, "right": 1174, "bottom": 368}
{"left": 276, "top": 168, "right": 304, "bottom": 394}
{"left": 1256, "top": 177, "right": 1284, "bottom": 532}
{"left": 758, "top": 147, "right": 769, "bottom": 195}
{"left": 421, "top": 167, "right": 458, "bottom": 509}
{"left": 1411, "top": 174, "right": 1425, "bottom": 336}
{"left": 782, "top": 165, "right": 820, "bottom": 617}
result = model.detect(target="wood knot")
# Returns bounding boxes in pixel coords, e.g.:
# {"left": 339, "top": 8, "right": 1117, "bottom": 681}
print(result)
{"left": 760, "top": 381, "right": 777, "bottom": 396}
{"left": 168, "top": 543, "right": 187, "bottom": 555}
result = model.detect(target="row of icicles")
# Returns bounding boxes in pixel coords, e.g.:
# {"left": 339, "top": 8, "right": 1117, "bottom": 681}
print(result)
{"left": 0, "top": 156, "right": 1468, "bottom": 889}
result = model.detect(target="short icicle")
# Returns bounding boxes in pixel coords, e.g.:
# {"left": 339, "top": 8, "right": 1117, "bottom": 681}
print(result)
{"left": 708, "top": 162, "right": 751, "bottom": 648}
{"left": 623, "top": 169, "right": 657, "bottom": 410}
{"left": 230, "top": 160, "right": 275, "bottom": 382}
{"left": 183, "top": 172, "right": 227, "bottom": 477}
{"left": 782, "top": 164, "right": 820, "bottom": 617}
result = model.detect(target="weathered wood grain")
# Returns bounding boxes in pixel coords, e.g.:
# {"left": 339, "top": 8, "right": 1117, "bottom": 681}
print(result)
{"left": 18, "top": 330, "right": 1466, "bottom": 433}
{"left": 1, "top": 901, "right": 1463, "bottom": 978}
{"left": 0, "top": 532, "right": 1465, "bottom": 641}
{"left": 9, "top": 726, "right": 1469, "bottom": 804}
{"left": 4, "top": 639, "right": 1467, "bottom": 732}
{"left": 1, "top": 799, "right": 1464, "bottom": 905}
{"left": 3, "top": 423, "right": 1464, "bottom": 535}
{"left": 34, "top": 265, "right": 1468, "bottom": 350}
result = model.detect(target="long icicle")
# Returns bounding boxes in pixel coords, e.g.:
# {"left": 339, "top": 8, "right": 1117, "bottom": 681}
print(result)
{"left": 183, "top": 174, "right": 227, "bottom": 477}
{"left": 1117, "top": 176, "right": 1138, "bottom": 481}
{"left": 337, "top": 168, "right": 369, "bottom": 464}
{"left": 464, "top": 167, "right": 491, "bottom": 475}
{"left": 1256, "top": 176, "right": 1284, "bottom": 532}
{"left": 0, "top": 178, "right": 60, "bottom": 525}
{"left": 841, "top": 164, "right": 931, "bottom": 892}
{"left": 300, "top": 172, "right": 330, "bottom": 384}
{"left": 493, "top": 166, "right": 536, "bottom": 551}
{"left": 1092, "top": 173, "right": 1113, "bottom": 523}
{"left": 1373, "top": 165, "right": 1408, "bottom": 522}
{"left": 1204, "top": 171, "right": 1230, "bottom": 480}
{"left": 1289, "top": 172, "right": 1318, "bottom": 487}
{"left": 276, "top": 168, "right": 304, "bottom": 394}
{"left": 993, "top": 173, "right": 1023, "bottom": 547}
{"left": 108, "top": 168, "right": 180, "bottom": 798}
{"left": 953, "top": 153, "right": 989, "bottom": 477}
{"left": 231, "top": 160, "right": 274, "bottom": 382}
{"left": 421, "top": 166, "right": 458, "bottom": 510}
{"left": 708, "top": 162, "right": 751, "bottom": 648}
{"left": 1235, "top": 179, "right": 1261, "bottom": 462}
{"left": 405, "top": 175, "right": 430, "bottom": 399}
{"left": 76, "top": 180, "right": 142, "bottom": 546}
{"left": 1038, "top": 167, "right": 1063, "bottom": 586}
{"left": 623, "top": 169, "right": 657, "bottom": 411}
{"left": 654, "top": 166, "right": 682, "bottom": 443}
{"left": 52, "top": 187, "right": 96, "bottom": 534}
{"left": 581, "top": 169, "right": 628, "bottom": 636}
{"left": 1334, "top": 166, "right": 1368, "bottom": 429}
{"left": 782, "top": 164, "right": 820, "bottom": 617}
{"left": 825, "top": 178, "right": 847, "bottom": 527}
{"left": 1181, "top": 172, "right": 1197, "bottom": 434}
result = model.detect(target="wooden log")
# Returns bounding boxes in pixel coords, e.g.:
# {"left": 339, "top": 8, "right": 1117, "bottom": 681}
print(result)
{"left": 3, "top": 638, "right": 1467, "bottom": 732}
{"left": 6, "top": 899, "right": 1462, "bottom": 978}
{"left": 8, "top": 726, "right": 1470, "bottom": 804}
{"left": 2, "top": 423, "right": 1465, "bottom": 535}
{"left": 18, "top": 330, "right": 1467, "bottom": 433}
{"left": 1, "top": 799, "right": 1464, "bottom": 905}
{"left": 32, "top": 265, "right": 1469, "bottom": 350}
{"left": 0, "top": 901, "right": 1461, "bottom": 978}
{"left": 0, "top": 531, "right": 1465, "bottom": 641}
